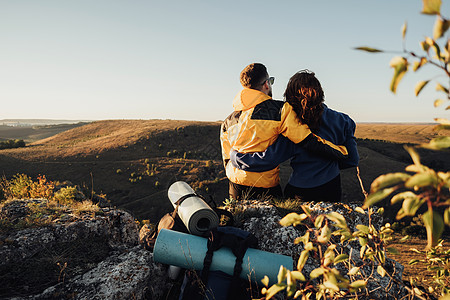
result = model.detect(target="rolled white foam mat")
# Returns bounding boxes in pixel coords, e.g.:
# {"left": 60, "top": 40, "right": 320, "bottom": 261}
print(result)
{"left": 167, "top": 181, "right": 219, "bottom": 236}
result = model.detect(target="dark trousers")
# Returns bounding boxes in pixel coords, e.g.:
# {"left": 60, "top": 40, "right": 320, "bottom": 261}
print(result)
{"left": 284, "top": 174, "right": 342, "bottom": 203}
{"left": 228, "top": 181, "right": 283, "bottom": 201}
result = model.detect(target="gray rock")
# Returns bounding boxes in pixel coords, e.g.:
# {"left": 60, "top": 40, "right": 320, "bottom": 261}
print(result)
{"left": 29, "top": 247, "right": 167, "bottom": 300}
{"left": 1, "top": 198, "right": 413, "bottom": 300}
{"left": 231, "top": 200, "right": 409, "bottom": 300}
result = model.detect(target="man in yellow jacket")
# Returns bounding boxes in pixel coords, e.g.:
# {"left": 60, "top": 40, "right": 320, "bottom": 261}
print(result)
{"left": 221, "top": 63, "right": 348, "bottom": 200}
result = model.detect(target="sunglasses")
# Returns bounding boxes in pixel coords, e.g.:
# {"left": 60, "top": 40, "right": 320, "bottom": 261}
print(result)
{"left": 265, "top": 77, "right": 275, "bottom": 85}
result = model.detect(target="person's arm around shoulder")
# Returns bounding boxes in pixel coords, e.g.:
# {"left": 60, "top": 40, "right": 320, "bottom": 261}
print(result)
{"left": 279, "top": 102, "right": 348, "bottom": 160}
{"left": 230, "top": 135, "right": 296, "bottom": 172}
{"left": 339, "top": 116, "right": 359, "bottom": 169}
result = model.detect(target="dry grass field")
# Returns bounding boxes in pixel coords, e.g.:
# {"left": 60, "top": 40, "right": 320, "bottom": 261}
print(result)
{"left": 1, "top": 120, "right": 448, "bottom": 220}
{"left": 0, "top": 120, "right": 448, "bottom": 292}
{"left": 355, "top": 123, "right": 445, "bottom": 144}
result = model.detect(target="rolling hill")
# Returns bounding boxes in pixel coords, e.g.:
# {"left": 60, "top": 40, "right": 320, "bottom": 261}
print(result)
{"left": 0, "top": 120, "right": 448, "bottom": 223}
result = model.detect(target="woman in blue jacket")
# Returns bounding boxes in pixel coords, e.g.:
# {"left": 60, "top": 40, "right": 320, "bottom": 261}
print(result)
{"left": 230, "top": 70, "right": 359, "bottom": 202}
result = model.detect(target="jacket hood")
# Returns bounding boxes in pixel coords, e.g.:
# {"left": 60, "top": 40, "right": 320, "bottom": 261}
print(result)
{"left": 232, "top": 88, "right": 271, "bottom": 111}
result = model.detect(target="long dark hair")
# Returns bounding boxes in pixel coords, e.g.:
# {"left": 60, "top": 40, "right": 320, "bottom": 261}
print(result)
{"left": 284, "top": 70, "right": 324, "bottom": 132}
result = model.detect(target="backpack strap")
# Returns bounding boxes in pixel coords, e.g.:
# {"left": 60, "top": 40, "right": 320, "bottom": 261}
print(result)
{"left": 201, "top": 228, "right": 258, "bottom": 300}
{"left": 201, "top": 229, "right": 223, "bottom": 285}
{"left": 227, "top": 233, "right": 258, "bottom": 300}
{"left": 172, "top": 192, "right": 197, "bottom": 217}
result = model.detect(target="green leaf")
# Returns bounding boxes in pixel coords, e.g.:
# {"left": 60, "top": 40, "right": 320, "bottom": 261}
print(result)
{"left": 338, "top": 229, "right": 353, "bottom": 242}
{"left": 426, "top": 37, "right": 441, "bottom": 59}
{"left": 301, "top": 205, "right": 311, "bottom": 216}
{"left": 354, "top": 46, "right": 383, "bottom": 53}
{"left": 317, "top": 224, "right": 332, "bottom": 244}
{"left": 377, "top": 249, "right": 386, "bottom": 264}
{"left": 433, "top": 17, "right": 450, "bottom": 40}
{"left": 349, "top": 280, "right": 367, "bottom": 289}
{"left": 305, "top": 241, "right": 314, "bottom": 251}
{"left": 261, "top": 275, "right": 270, "bottom": 287}
{"left": 363, "top": 187, "right": 396, "bottom": 208}
{"left": 402, "top": 196, "right": 425, "bottom": 216}
{"left": 410, "top": 248, "right": 422, "bottom": 254}
{"left": 355, "top": 207, "right": 365, "bottom": 214}
{"left": 309, "top": 267, "right": 324, "bottom": 279}
{"left": 399, "top": 235, "right": 409, "bottom": 242}
{"left": 444, "top": 207, "right": 450, "bottom": 226}
{"left": 404, "top": 145, "right": 421, "bottom": 166}
{"left": 356, "top": 224, "right": 370, "bottom": 234}
{"left": 370, "top": 172, "right": 411, "bottom": 192}
{"left": 315, "top": 215, "right": 325, "bottom": 229}
{"left": 387, "top": 247, "right": 399, "bottom": 254}
{"left": 359, "top": 237, "right": 368, "bottom": 246}
{"left": 389, "top": 56, "right": 408, "bottom": 93}
{"left": 294, "top": 231, "right": 310, "bottom": 246}
{"left": 436, "top": 82, "right": 449, "bottom": 94}
{"left": 323, "top": 280, "right": 340, "bottom": 292}
{"left": 391, "top": 191, "right": 418, "bottom": 205}
{"left": 412, "top": 57, "right": 427, "bottom": 71}
{"left": 334, "top": 254, "right": 349, "bottom": 264}
{"left": 377, "top": 265, "right": 386, "bottom": 277}
{"left": 421, "top": 0, "right": 442, "bottom": 15}
{"left": 422, "top": 209, "right": 444, "bottom": 248}
{"left": 377, "top": 207, "right": 384, "bottom": 215}
{"left": 421, "top": 136, "right": 450, "bottom": 150}
{"left": 290, "top": 271, "right": 306, "bottom": 282}
{"left": 297, "top": 250, "right": 310, "bottom": 272}
{"left": 420, "top": 40, "right": 430, "bottom": 52}
{"left": 277, "top": 265, "right": 287, "bottom": 284}
{"left": 265, "top": 283, "right": 286, "bottom": 299}
{"left": 326, "top": 212, "right": 348, "bottom": 229}
{"left": 409, "top": 259, "right": 420, "bottom": 265}
{"left": 414, "top": 80, "right": 430, "bottom": 96}
{"left": 279, "top": 212, "right": 308, "bottom": 227}
{"left": 438, "top": 171, "right": 450, "bottom": 187}
{"left": 434, "top": 99, "right": 445, "bottom": 107}
{"left": 401, "top": 22, "right": 407, "bottom": 39}
{"left": 405, "top": 164, "right": 429, "bottom": 173}
{"left": 405, "top": 172, "right": 438, "bottom": 189}
{"left": 348, "top": 267, "right": 360, "bottom": 276}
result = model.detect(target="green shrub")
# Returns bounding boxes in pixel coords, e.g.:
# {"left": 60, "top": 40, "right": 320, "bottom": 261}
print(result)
{"left": 54, "top": 187, "right": 83, "bottom": 205}
{"left": 0, "top": 139, "right": 26, "bottom": 150}
{"left": 0, "top": 174, "right": 55, "bottom": 201}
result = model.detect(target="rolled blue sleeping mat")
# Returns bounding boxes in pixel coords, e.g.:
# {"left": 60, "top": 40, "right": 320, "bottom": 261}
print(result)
{"left": 153, "top": 228, "right": 293, "bottom": 284}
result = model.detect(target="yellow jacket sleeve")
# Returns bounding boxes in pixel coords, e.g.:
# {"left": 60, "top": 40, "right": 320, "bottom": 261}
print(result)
{"left": 279, "top": 102, "right": 312, "bottom": 143}
{"left": 279, "top": 102, "right": 348, "bottom": 159}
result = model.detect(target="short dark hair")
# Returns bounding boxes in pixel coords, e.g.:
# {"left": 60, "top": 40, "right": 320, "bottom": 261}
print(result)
{"left": 240, "top": 63, "right": 268, "bottom": 89}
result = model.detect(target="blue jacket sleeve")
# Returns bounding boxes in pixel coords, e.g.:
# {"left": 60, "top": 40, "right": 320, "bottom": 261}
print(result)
{"left": 230, "top": 135, "right": 296, "bottom": 172}
{"left": 338, "top": 118, "right": 359, "bottom": 169}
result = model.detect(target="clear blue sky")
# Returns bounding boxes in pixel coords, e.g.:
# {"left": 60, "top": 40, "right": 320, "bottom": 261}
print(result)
{"left": 1, "top": 0, "right": 448, "bottom": 123}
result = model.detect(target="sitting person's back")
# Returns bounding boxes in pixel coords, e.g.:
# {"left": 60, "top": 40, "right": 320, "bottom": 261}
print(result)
{"left": 230, "top": 70, "right": 359, "bottom": 202}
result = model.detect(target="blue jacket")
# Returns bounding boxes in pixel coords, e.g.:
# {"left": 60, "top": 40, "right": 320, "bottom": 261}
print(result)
{"left": 230, "top": 105, "right": 359, "bottom": 188}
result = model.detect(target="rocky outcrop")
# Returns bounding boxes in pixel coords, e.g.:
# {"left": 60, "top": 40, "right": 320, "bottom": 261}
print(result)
{"left": 1, "top": 198, "right": 411, "bottom": 300}
{"left": 233, "top": 200, "right": 407, "bottom": 299}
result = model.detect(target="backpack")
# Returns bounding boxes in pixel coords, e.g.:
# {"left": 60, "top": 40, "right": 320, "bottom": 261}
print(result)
{"left": 177, "top": 226, "right": 259, "bottom": 300}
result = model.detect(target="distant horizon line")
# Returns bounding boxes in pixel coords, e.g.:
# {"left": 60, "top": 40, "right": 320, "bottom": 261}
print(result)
{"left": 0, "top": 118, "right": 437, "bottom": 126}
